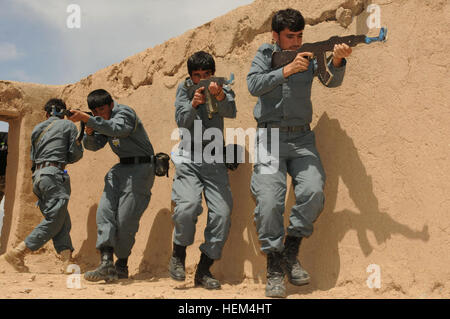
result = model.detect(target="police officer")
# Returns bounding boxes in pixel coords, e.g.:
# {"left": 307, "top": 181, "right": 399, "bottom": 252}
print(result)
{"left": 69, "top": 89, "right": 155, "bottom": 282}
{"left": 1, "top": 98, "right": 83, "bottom": 273}
{"left": 247, "top": 9, "right": 352, "bottom": 298}
{"left": 169, "top": 51, "right": 236, "bottom": 289}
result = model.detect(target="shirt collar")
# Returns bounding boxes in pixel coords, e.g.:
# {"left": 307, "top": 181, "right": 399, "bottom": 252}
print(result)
{"left": 273, "top": 42, "right": 283, "bottom": 52}
{"left": 184, "top": 77, "right": 194, "bottom": 87}
{"left": 111, "top": 100, "right": 119, "bottom": 115}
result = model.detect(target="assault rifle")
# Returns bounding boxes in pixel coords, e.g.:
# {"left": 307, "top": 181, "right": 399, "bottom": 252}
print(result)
{"left": 185, "top": 73, "right": 235, "bottom": 119}
{"left": 62, "top": 109, "right": 93, "bottom": 144}
{"left": 271, "top": 27, "right": 387, "bottom": 86}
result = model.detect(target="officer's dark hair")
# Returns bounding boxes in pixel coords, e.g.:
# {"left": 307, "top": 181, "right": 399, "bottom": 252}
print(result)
{"left": 44, "top": 98, "right": 66, "bottom": 117}
{"left": 272, "top": 8, "right": 305, "bottom": 33}
{"left": 87, "top": 89, "right": 113, "bottom": 110}
{"left": 187, "top": 51, "right": 215, "bottom": 76}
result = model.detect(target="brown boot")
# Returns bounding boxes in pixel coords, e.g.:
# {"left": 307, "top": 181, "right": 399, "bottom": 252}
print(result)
{"left": 59, "top": 249, "right": 73, "bottom": 274}
{"left": 3, "top": 241, "right": 31, "bottom": 273}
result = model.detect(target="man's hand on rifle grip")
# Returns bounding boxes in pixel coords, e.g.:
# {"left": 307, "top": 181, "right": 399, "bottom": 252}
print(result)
{"left": 283, "top": 52, "right": 314, "bottom": 78}
{"left": 192, "top": 87, "right": 206, "bottom": 109}
{"left": 208, "top": 82, "right": 225, "bottom": 101}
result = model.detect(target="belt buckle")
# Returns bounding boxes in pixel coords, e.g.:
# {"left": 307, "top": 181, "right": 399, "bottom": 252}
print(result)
{"left": 293, "top": 125, "right": 308, "bottom": 133}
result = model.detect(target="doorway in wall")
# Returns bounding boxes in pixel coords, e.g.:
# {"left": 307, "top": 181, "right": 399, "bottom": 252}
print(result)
{"left": 0, "top": 117, "right": 19, "bottom": 254}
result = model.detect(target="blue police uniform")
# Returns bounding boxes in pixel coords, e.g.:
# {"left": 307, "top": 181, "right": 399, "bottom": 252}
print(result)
{"left": 83, "top": 102, "right": 155, "bottom": 259}
{"left": 171, "top": 79, "right": 236, "bottom": 260}
{"left": 26, "top": 116, "right": 83, "bottom": 253}
{"left": 247, "top": 43, "right": 347, "bottom": 253}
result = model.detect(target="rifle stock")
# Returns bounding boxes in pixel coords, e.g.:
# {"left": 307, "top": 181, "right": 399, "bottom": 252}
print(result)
{"left": 271, "top": 27, "right": 387, "bottom": 86}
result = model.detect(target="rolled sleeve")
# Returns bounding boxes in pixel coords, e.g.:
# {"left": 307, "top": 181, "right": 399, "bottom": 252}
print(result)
{"left": 83, "top": 133, "right": 108, "bottom": 151}
{"left": 86, "top": 107, "right": 135, "bottom": 138}
{"left": 325, "top": 58, "right": 347, "bottom": 88}
{"left": 217, "top": 87, "right": 237, "bottom": 118}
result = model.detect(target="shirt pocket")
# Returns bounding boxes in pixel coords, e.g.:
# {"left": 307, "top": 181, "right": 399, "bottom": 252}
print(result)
{"left": 259, "top": 85, "right": 283, "bottom": 118}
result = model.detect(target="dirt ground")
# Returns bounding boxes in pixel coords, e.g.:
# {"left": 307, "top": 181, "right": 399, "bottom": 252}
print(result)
{"left": 1, "top": 0, "right": 449, "bottom": 302}
{"left": 0, "top": 252, "right": 447, "bottom": 299}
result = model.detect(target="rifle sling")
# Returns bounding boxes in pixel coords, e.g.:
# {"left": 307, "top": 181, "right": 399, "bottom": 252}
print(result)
{"left": 34, "top": 120, "right": 57, "bottom": 148}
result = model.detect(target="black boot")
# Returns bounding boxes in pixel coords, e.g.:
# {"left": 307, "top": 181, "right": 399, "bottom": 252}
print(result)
{"left": 115, "top": 258, "right": 129, "bottom": 279}
{"left": 266, "top": 251, "right": 286, "bottom": 298}
{"left": 282, "top": 236, "right": 310, "bottom": 286}
{"left": 84, "top": 247, "right": 118, "bottom": 283}
{"left": 194, "top": 252, "right": 220, "bottom": 290}
{"left": 169, "top": 243, "right": 186, "bottom": 281}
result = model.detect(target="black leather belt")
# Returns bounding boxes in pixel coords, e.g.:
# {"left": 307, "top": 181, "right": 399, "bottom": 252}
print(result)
{"left": 257, "top": 123, "right": 311, "bottom": 133}
{"left": 120, "top": 156, "right": 153, "bottom": 164}
{"left": 35, "top": 162, "right": 66, "bottom": 170}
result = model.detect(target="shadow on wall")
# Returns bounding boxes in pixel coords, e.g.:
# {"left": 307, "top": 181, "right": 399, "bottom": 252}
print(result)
{"left": 74, "top": 206, "right": 175, "bottom": 277}
{"left": 285, "top": 113, "right": 430, "bottom": 292}
{"left": 136, "top": 208, "right": 173, "bottom": 279}
{"left": 131, "top": 146, "right": 265, "bottom": 284}
{"left": 214, "top": 146, "right": 265, "bottom": 284}
{"left": 69, "top": 116, "right": 430, "bottom": 291}
{"left": 132, "top": 145, "right": 264, "bottom": 284}
{"left": 74, "top": 204, "right": 99, "bottom": 271}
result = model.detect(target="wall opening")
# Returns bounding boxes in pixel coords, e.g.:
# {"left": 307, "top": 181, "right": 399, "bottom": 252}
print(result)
{"left": 0, "top": 116, "right": 19, "bottom": 254}
{"left": 0, "top": 121, "right": 8, "bottom": 238}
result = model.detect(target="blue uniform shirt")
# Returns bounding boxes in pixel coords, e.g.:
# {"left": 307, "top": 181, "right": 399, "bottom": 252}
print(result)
{"left": 83, "top": 102, "right": 154, "bottom": 158}
{"left": 31, "top": 116, "right": 83, "bottom": 165}
{"left": 174, "top": 78, "right": 237, "bottom": 133}
{"left": 173, "top": 78, "right": 236, "bottom": 161}
{"left": 247, "top": 43, "right": 347, "bottom": 126}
